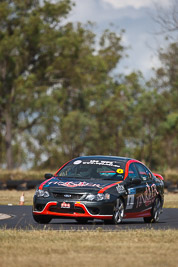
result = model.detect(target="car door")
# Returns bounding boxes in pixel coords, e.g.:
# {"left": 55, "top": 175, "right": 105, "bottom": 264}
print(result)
{"left": 134, "top": 162, "right": 156, "bottom": 212}
{"left": 125, "top": 163, "right": 146, "bottom": 213}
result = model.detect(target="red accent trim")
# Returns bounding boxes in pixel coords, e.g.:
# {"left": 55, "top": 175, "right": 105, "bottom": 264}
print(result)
{"left": 54, "top": 160, "right": 72, "bottom": 176}
{"left": 98, "top": 181, "right": 122, "bottom": 193}
{"left": 153, "top": 173, "right": 164, "bottom": 181}
{"left": 124, "top": 208, "right": 151, "bottom": 219}
{"left": 39, "top": 178, "right": 54, "bottom": 190}
{"left": 33, "top": 202, "right": 112, "bottom": 219}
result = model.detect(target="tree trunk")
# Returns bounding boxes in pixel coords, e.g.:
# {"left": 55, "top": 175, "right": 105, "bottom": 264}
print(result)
{"left": 5, "top": 111, "right": 13, "bottom": 169}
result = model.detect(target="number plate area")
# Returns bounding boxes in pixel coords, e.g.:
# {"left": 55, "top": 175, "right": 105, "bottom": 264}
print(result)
{"left": 49, "top": 202, "right": 84, "bottom": 214}
{"left": 58, "top": 202, "right": 74, "bottom": 209}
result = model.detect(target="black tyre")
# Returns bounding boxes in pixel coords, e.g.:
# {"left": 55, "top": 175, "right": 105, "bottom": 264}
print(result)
{"left": 144, "top": 197, "right": 161, "bottom": 223}
{"left": 75, "top": 218, "right": 88, "bottom": 224}
{"left": 112, "top": 198, "right": 125, "bottom": 224}
{"left": 33, "top": 214, "right": 52, "bottom": 224}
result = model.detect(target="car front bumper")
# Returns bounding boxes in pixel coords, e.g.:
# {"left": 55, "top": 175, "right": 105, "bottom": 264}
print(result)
{"left": 33, "top": 197, "right": 114, "bottom": 220}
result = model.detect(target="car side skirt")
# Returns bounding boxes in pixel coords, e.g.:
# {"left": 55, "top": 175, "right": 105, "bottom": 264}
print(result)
{"left": 124, "top": 208, "right": 152, "bottom": 218}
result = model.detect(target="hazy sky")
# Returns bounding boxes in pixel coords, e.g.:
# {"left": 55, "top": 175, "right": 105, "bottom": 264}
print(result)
{"left": 67, "top": 0, "right": 172, "bottom": 78}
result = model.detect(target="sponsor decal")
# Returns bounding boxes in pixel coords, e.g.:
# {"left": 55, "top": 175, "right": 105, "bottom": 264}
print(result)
{"left": 82, "top": 160, "right": 121, "bottom": 168}
{"left": 100, "top": 172, "right": 116, "bottom": 177}
{"left": 128, "top": 188, "right": 136, "bottom": 195}
{"left": 105, "top": 193, "right": 110, "bottom": 200}
{"left": 116, "top": 168, "right": 124, "bottom": 174}
{"left": 126, "top": 194, "right": 135, "bottom": 209}
{"left": 61, "top": 202, "right": 70, "bottom": 208}
{"left": 136, "top": 183, "right": 158, "bottom": 208}
{"left": 116, "top": 185, "right": 126, "bottom": 194}
{"left": 64, "top": 194, "right": 72, "bottom": 198}
{"left": 47, "top": 181, "right": 102, "bottom": 188}
{"left": 73, "top": 160, "right": 82, "bottom": 165}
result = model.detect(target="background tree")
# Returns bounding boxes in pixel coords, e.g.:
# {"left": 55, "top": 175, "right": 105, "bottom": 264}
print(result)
{"left": 152, "top": 42, "right": 178, "bottom": 168}
{"left": 153, "top": 0, "right": 178, "bottom": 39}
{"left": 0, "top": 0, "right": 72, "bottom": 169}
{"left": 151, "top": 0, "right": 178, "bottom": 168}
{"left": 33, "top": 23, "right": 125, "bottom": 168}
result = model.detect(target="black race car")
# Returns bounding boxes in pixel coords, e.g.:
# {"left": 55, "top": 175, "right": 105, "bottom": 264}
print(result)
{"left": 32, "top": 156, "right": 164, "bottom": 224}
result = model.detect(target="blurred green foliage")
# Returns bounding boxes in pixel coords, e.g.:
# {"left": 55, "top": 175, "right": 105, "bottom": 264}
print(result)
{"left": 0, "top": 0, "right": 177, "bottom": 172}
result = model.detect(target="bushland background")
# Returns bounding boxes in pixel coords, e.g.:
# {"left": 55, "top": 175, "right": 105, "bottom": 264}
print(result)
{"left": 0, "top": 0, "right": 177, "bottom": 182}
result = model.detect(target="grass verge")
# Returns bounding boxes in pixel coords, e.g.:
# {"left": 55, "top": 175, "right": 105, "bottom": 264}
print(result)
{"left": 0, "top": 229, "right": 178, "bottom": 267}
{"left": 163, "top": 193, "right": 178, "bottom": 208}
{"left": 0, "top": 190, "right": 35, "bottom": 206}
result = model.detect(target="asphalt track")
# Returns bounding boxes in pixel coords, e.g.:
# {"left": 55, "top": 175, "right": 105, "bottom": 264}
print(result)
{"left": 0, "top": 205, "right": 178, "bottom": 230}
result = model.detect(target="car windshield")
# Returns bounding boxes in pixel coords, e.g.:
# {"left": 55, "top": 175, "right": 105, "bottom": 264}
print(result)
{"left": 56, "top": 159, "right": 125, "bottom": 180}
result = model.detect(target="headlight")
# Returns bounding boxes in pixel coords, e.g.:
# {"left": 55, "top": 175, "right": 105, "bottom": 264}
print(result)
{"left": 85, "top": 193, "right": 110, "bottom": 201}
{"left": 35, "top": 189, "right": 50, "bottom": 198}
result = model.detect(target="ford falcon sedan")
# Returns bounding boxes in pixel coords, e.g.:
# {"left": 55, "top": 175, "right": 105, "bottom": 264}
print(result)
{"left": 32, "top": 156, "right": 164, "bottom": 224}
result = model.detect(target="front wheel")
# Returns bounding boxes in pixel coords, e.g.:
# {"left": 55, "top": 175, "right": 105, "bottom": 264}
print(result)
{"left": 33, "top": 214, "right": 52, "bottom": 224}
{"left": 112, "top": 198, "right": 125, "bottom": 224}
{"left": 144, "top": 197, "right": 161, "bottom": 223}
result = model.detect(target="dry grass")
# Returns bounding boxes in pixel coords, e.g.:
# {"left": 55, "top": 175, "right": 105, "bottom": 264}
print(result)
{"left": 0, "top": 229, "right": 178, "bottom": 267}
{"left": 164, "top": 169, "right": 178, "bottom": 183}
{"left": 0, "top": 191, "right": 178, "bottom": 267}
{"left": 0, "top": 190, "right": 178, "bottom": 208}
{"left": 0, "top": 190, "right": 35, "bottom": 205}
{"left": 163, "top": 193, "right": 178, "bottom": 208}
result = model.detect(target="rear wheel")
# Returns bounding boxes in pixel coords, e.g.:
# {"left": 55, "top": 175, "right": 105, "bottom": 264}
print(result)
{"left": 144, "top": 197, "right": 161, "bottom": 223}
{"left": 112, "top": 198, "right": 125, "bottom": 224}
{"left": 33, "top": 214, "right": 52, "bottom": 224}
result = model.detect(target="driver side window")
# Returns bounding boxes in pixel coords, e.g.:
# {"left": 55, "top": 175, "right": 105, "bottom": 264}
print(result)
{"left": 128, "top": 163, "right": 138, "bottom": 179}
{"left": 135, "top": 163, "right": 150, "bottom": 181}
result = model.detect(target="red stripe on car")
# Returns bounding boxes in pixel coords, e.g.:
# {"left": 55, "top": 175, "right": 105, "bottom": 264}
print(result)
{"left": 125, "top": 208, "right": 152, "bottom": 219}
{"left": 98, "top": 181, "right": 122, "bottom": 193}
{"left": 124, "top": 159, "right": 143, "bottom": 180}
{"left": 54, "top": 160, "right": 72, "bottom": 176}
{"left": 39, "top": 178, "right": 54, "bottom": 190}
{"left": 153, "top": 173, "right": 164, "bottom": 181}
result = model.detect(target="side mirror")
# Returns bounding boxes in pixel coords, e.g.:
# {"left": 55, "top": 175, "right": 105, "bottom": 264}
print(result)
{"left": 44, "top": 173, "right": 53, "bottom": 179}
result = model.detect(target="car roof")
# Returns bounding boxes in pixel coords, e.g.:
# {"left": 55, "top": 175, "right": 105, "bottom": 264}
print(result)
{"left": 73, "top": 155, "right": 132, "bottom": 163}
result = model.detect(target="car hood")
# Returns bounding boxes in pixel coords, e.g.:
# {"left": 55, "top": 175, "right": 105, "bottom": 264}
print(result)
{"left": 41, "top": 177, "right": 119, "bottom": 193}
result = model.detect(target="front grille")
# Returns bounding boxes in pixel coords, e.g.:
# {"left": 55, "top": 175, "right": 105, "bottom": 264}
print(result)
{"left": 53, "top": 192, "right": 84, "bottom": 200}
{"left": 49, "top": 206, "right": 85, "bottom": 214}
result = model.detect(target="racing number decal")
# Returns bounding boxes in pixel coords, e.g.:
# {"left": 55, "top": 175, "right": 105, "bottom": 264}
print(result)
{"left": 126, "top": 194, "right": 134, "bottom": 209}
